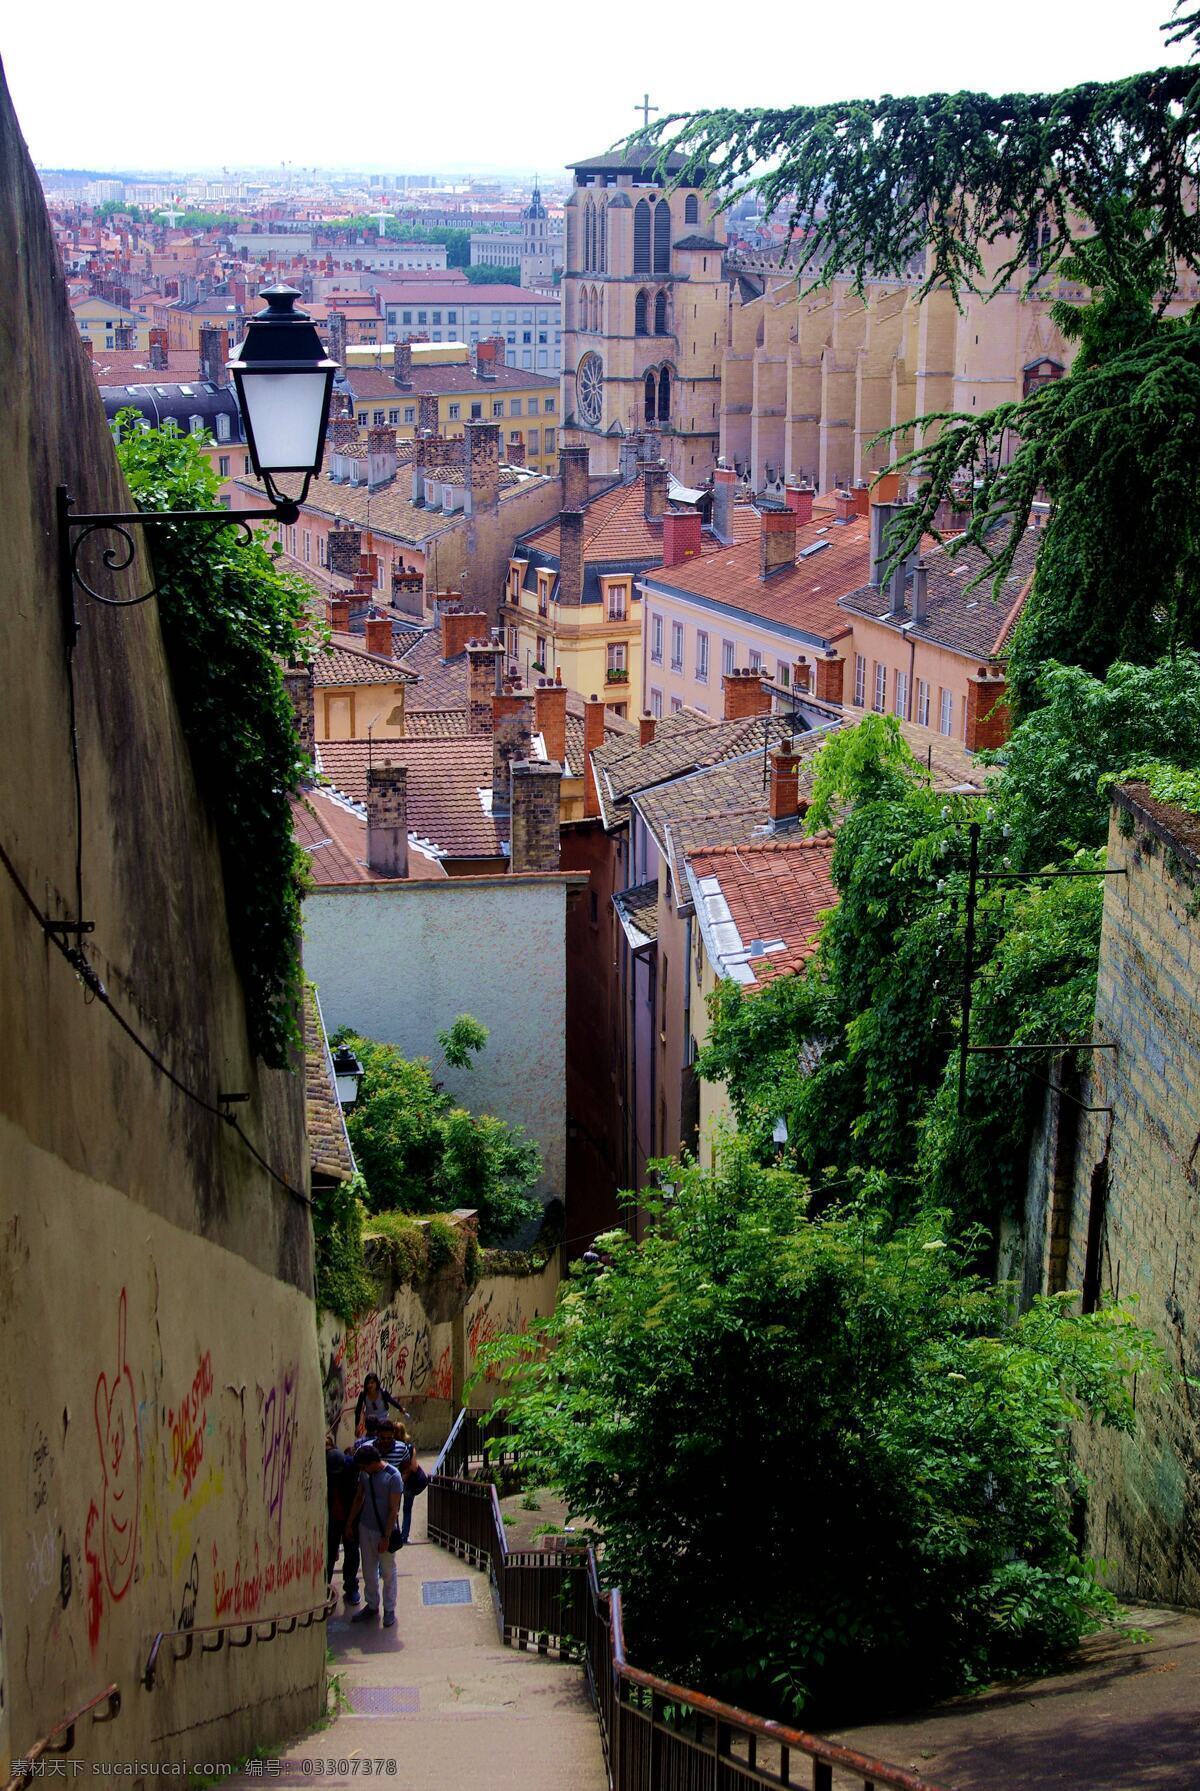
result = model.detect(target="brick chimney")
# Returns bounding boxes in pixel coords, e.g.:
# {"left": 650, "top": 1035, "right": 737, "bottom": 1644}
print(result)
{"left": 112, "top": 323, "right": 134, "bottom": 350}
{"left": 583, "top": 694, "right": 606, "bottom": 819}
{"left": 768, "top": 738, "right": 803, "bottom": 824}
{"left": 662, "top": 509, "right": 703, "bottom": 568}
{"left": 510, "top": 760, "right": 563, "bottom": 872}
{"left": 814, "top": 651, "right": 845, "bottom": 705}
{"left": 872, "top": 470, "right": 901, "bottom": 503}
{"left": 282, "top": 663, "right": 315, "bottom": 777}
{"left": 557, "top": 512, "right": 584, "bottom": 608}
{"left": 366, "top": 765, "right": 408, "bottom": 878}
{"left": 417, "top": 394, "right": 439, "bottom": 435}
{"left": 441, "top": 606, "right": 487, "bottom": 660}
{"left": 392, "top": 341, "right": 412, "bottom": 387}
{"left": 492, "top": 691, "right": 535, "bottom": 814}
{"left": 467, "top": 638, "right": 503, "bottom": 734}
{"left": 709, "top": 462, "right": 737, "bottom": 544}
{"left": 80, "top": 337, "right": 93, "bottom": 361}
{"left": 560, "top": 445, "right": 590, "bottom": 512}
{"left": 329, "top": 596, "right": 352, "bottom": 633}
{"left": 465, "top": 420, "right": 500, "bottom": 516}
{"left": 643, "top": 461, "right": 669, "bottom": 521}
{"left": 784, "top": 482, "right": 815, "bottom": 526}
{"left": 198, "top": 324, "right": 225, "bottom": 387}
{"left": 639, "top": 711, "right": 656, "bottom": 746}
{"left": 723, "top": 668, "right": 771, "bottom": 720}
{"left": 148, "top": 327, "right": 168, "bottom": 371}
{"left": 365, "top": 616, "right": 393, "bottom": 659}
{"left": 760, "top": 509, "right": 798, "bottom": 579}
{"left": 833, "top": 490, "right": 856, "bottom": 525}
{"left": 851, "top": 481, "right": 871, "bottom": 518}
{"left": 505, "top": 437, "right": 527, "bottom": 468}
{"left": 325, "top": 308, "right": 346, "bottom": 373}
{"left": 792, "top": 657, "right": 811, "bottom": 693}
{"left": 328, "top": 524, "right": 362, "bottom": 583}
{"left": 534, "top": 678, "right": 568, "bottom": 766}
{"left": 965, "top": 668, "right": 1011, "bottom": 753}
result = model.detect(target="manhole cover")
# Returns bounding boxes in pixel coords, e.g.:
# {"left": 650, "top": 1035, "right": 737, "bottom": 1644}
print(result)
{"left": 349, "top": 1685, "right": 421, "bottom": 1715}
{"left": 422, "top": 1578, "right": 473, "bottom": 1606}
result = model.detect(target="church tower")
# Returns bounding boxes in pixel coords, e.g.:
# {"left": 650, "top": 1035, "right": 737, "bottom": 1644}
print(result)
{"left": 562, "top": 145, "right": 728, "bottom": 482}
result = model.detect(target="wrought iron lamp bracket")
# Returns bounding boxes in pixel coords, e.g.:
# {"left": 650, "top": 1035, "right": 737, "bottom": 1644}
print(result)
{"left": 57, "top": 480, "right": 306, "bottom": 616}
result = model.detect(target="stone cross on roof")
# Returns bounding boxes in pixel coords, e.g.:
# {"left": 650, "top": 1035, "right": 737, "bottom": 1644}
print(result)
{"left": 634, "top": 93, "right": 659, "bottom": 132}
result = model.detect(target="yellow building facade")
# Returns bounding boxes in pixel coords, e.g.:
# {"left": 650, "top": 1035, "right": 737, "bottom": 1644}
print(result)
{"left": 71, "top": 295, "right": 151, "bottom": 350}
{"left": 502, "top": 557, "right": 642, "bottom": 721}
{"left": 346, "top": 343, "right": 560, "bottom": 477}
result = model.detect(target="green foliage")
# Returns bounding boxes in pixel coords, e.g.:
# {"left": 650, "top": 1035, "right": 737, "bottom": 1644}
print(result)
{"left": 367, "top": 1209, "right": 430, "bottom": 1282}
{"left": 995, "top": 653, "right": 1200, "bottom": 862}
{"left": 480, "top": 1145, "right": 1161, "bottom": 1719}
{"left": 698, "top": 695, "right": 1149, "bottom": 1221}
{"left": 425, "top": 1213, "right": 459, "bottom": 1270}
{"left": 1116, "top": 759, "right": 1200, "bottom": 815}
{"left": 312, "top": 1171, "right": 374, "bottom": 1322}
{"left": 334, "top": 1027, "right": 541, "bottom": 1245}
{"left": 114, "top": 414, "right": 313, "bottom": 1065}
{"left": 465, "top": 263, "right": 520, "bottom": 286}
{"left": 437, "top": 1014, "right": 489, "bottom": 1071}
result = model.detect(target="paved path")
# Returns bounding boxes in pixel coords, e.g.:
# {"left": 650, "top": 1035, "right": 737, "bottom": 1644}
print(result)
{"left": 243, "top": 1467, "right": 607, "bottom": 1791}
{"left": 829, "top": 1605, "right": 1200, "bottom": 1791}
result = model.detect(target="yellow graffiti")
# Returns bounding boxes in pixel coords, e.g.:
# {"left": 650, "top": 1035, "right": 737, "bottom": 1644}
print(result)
{"left": 169, "top": 1465, "right": 225, "bottom": 1580}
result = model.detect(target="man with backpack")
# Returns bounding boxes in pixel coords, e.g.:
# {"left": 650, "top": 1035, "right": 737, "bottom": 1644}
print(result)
{"left": 344, "top": 1443, "right": 404, "bottom": 1630}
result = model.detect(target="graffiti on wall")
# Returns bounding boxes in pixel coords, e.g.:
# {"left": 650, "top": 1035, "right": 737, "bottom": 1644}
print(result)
{"left": 167, "top": 1350, "right": 214, "bottom": 1499}
{"left": 465, "top": 1286, "right": 532, "bottom": 1383}
{"left": 212, "top": 1520, "right": 324, "bottom": 1621}
{"left": 261, "top": 1364, "right": 299, "bottom": 1540}
{"left": 88, "top": 1289, "right": 141, "bottom": 1647}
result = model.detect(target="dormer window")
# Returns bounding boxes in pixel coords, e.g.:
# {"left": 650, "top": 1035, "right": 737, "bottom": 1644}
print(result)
{"left": 214, "top": 412, "right": 231, "bottom": 442}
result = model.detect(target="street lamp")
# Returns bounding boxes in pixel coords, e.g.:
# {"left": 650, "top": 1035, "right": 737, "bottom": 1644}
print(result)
{"left": 58, "top": 284, "right": 339, "bottom": 614}
{"left": 227, "top": 285, "right": 337, "bottom": 514}
{"left": 332, "top": 1045, "right": 365, "bottom": 1108}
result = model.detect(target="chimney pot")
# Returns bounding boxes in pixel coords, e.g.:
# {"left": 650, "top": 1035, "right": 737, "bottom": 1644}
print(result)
{"left": 759, "top": 508, "right": 798, "bottom": 579}
{"left": 768, "top": 739, "right": 802, "bottom": 824}
{"left": 583, "top": 695, "right": 606, "bottom": 819}
{"left": 534, "top": 679, "right": 568, "bottom": 767}
{"left": 366, "top": 764, "right": 409, "bottom": 878}
{"left": 365, "top": 616, "right": 393, "bottom": 659}
{"left": 639, "top": 711, "right": 656, "bottom": 747}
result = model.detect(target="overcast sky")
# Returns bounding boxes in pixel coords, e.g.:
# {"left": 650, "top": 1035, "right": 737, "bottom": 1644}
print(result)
{"left": 2, "top": 0, "right": 1189, "bottom": 176}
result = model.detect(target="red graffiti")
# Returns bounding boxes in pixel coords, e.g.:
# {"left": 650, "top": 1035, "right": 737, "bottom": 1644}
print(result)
{"left": 213, "top": 1524, "right": 323, "bottom": 1620}
{"left": 430, "top": 1347, "right": 453, "bottom": 1402}
{"left": 93, "top": 1289, "right": 140, "bottom": 1604}
{"left": 84, "top": 1501, "right": 103, "bottom": 1651}
{"left": 167, "top": 1350, "right": 214, "bottom": 1497}
{"left": 213, "top": 1537, "right": 262, "bottom": 1620}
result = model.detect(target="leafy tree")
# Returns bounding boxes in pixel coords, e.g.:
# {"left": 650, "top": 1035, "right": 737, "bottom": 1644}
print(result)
{"left": 480, "top": 1144, "right": 1161, "bottom": 1721}
{"left": 465, "top": 262, "right": 519, "bottom": 286}
{"left": 644, "top": 18, "right": 1200, "bottom": 709}
{"left": 333, "top": 1026, "right": 541, "bottom": 1244}
{"left": 115, "top": 414, "right": 314, "bottom": 1064}
{"left": 312, "top": 1169, "right": 374, "bottom": 1321}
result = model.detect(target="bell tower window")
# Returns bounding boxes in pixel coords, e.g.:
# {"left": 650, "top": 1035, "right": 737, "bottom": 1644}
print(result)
{"left": 654, "top": 290, "right": 669, "bottom": 335}
{"left": 644, "top": 371, "right": 657, "bottom": 423}
{"left": 684, "top": 193, "right": 699, "bottom": 225}
{"left": 653, "top": 200, "right": 671, "bottom": 274}
{"left": 657, "top": 365, "right": 671, "bottom": 421}
{"left": 634, "top": 200, "right": 651, "bottom": 275}
{"left": 635, "top": 290, "right": 649, "bottom": 336}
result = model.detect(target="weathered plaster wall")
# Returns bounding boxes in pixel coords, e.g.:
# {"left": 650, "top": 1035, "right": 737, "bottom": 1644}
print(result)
{"left": 463, "top": 1256, "right": 561, "bottom": 1406}
{"left": 1056, "top": 792, "right": 1200, "bottom": 1605}
{"left": 0, "top": 65, "right": 323, "bottom": 1774}
{"left": 303, "top": 876, "right": 582, "bottom": 1202}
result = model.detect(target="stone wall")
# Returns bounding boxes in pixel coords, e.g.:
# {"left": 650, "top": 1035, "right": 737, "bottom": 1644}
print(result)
{"left": 0, "top": 66, "right": 323, "bottom": 1775}
{"left": 1039, "top": 790, "right": 1200, "bottom": 1605}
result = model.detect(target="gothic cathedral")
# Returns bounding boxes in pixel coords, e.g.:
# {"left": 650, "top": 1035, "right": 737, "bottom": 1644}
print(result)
{"left": 562, "top": 147, "right": 729, "bottom": 482}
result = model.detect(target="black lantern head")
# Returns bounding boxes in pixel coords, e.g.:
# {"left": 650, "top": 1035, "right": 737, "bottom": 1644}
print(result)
{"left": 227, "top": 285, "right": 337, "bottom": 515}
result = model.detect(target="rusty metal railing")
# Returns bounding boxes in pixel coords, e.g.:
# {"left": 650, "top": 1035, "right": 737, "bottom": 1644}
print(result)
{"left": 142, "top": 1591, "right": 335, "bottom": 1690}
{"left": 3, "top": 1683, "right": 121, "bottom": 1791}
{"left": 430, "top": 1416, "right": 948, "bottom": 1791}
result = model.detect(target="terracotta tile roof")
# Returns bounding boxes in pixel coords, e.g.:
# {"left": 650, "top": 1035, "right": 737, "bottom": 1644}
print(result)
{"left": 315, "top": 739, "right": 504, "bottom": 861}
{"left": 315, "top": 641, "right": 418, "bottom": 688}
{"left": 685, "top": 839, "right": 838, "bottom": 987}
{"left": 303, "top": 983, "right": 357, "bottom": 1181}
{"left": 397, "top": 629, "right": 471, "bottom": 708}
{"left": 641, "top": 515, "right": 872, "bottom": 645}
{"left": 346, "top": 363, "right": 557, "bottom": 399}
{"left": 405, "top": 707, "right": 469, "bottom": 738}
{"left": 90, "top": 351, "right": 209, "bottom": 384}
{"left": 293, "top": 786, "right": 448, "bottom": 883}
{"left": 592, "top": 711, "right": 798, "bottom": 827}
{"left": 518, "top": 479, "right": 759, "bottom": 571}
{"left": 613, "top": 879, "right": 659, "bottom": 952}
{"left": 234, "top": 465, "right": 550, "bottom": 548}
{"left": 839, "top": 527, "right": 1041, "bottom": 660}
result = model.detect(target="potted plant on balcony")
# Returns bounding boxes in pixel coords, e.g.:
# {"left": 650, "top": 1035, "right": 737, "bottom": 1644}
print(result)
{"left": 606, "top": 666, "right": 630, "bottom": 684}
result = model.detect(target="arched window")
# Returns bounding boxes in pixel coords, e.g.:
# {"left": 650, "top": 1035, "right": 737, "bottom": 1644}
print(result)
{"left": 653, "top": 200, "right": 671, "bottom": 274}
{"left": 635, "top": 290, "right": 649, "bottom": 336}
{"left": 657, "top": 365, "right": 671, "bottom": 422}
{"left": 593, "top": 286, "right": 602, "bottom": 333}
{"left": 597, "top": 202, "right": 607, "bottom": 273}
{"left": 633, "top": 200, "right": 651, "bottom": 274}
{"left": 684, "top": 193, "right": 700, "bottom": 225}
{"left": 584, "top": 200, "right": 595, "bottom": 271}
{"left": 643, "top": 371, "right": 657, "bottom": 423}
{"left": 654, "top": 290, "right": 669, "bottom": 335}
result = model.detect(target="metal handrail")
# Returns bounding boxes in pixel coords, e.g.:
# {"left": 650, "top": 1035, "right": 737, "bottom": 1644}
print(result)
{"left": 3, "top": 1684, "right": 121, "bottom": 1791}
{"left": 143, "top": 1592, "right": 335, "bottom": 1690}
{"left": 431, "top": 1414, "right": 949, "bottom": 1791}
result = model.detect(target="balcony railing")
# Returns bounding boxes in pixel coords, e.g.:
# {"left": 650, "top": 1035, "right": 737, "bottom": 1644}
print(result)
{"left": 429, "top": 1411, "right": 948, "bottom": 1791}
